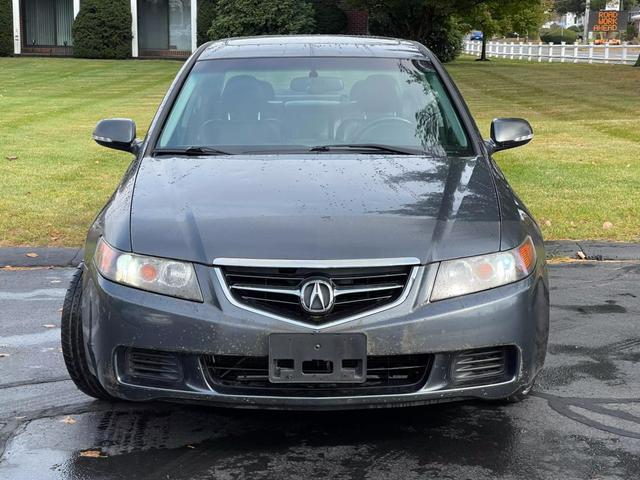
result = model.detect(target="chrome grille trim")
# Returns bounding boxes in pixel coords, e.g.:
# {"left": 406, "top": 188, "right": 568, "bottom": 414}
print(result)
{"left": 213, "top": 257, "right": 421, "bottom": 268}
{"left": 214, "top": 263, "right": 421, "bottom": 330}
{"left": 228, "top": 282, "right": 405, "bottom": 300}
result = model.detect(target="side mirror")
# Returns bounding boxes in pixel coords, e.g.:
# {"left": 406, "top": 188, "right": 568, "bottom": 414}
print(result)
{"left": 93, "top": 118, "right": 138, "bottom": 153}
{"left": 487, "top": 118, "right": 533, "bottom": 153}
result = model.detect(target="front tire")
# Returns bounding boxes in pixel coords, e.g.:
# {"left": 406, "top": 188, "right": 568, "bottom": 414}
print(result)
{"left": 61, "top": 265, "right": 114, "bottom": 401}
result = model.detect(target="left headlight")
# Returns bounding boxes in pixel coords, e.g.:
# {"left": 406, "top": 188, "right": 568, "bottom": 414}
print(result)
{"left": 430, "top": 236, "right": 537, "bottom": 302}
{"left": 94, "top": 238, "right": 203, "bottom": 302}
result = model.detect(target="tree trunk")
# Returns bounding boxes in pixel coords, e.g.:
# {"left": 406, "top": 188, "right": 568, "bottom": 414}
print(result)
{"left": 477, "top": 34, "right": 489, "bottom": 61}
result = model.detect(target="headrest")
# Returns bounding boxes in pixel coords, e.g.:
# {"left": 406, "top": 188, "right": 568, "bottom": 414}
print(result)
{"left": 350, "top": 74, "right": 401, "bottom": 115}
{"left": 221, "top": 75, "right": 273, "bottom": 120}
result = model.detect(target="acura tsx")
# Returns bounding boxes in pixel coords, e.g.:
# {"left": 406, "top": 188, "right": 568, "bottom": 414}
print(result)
{"left": 62, "top": 35, "right": 549, "bottom": 409}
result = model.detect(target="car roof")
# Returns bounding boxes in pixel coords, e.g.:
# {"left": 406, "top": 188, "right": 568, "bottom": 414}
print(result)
{"left": 197, "top": 35, "right": 430, "bottom": 61}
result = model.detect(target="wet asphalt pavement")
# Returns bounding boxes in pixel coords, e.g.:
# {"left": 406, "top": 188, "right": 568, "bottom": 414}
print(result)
{"left": 0, "top": 262, "right": 639, "bottom": 480}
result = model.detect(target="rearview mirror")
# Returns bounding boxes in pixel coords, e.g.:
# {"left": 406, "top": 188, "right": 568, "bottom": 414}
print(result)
{"left": 488, "top": 118, "right": 533, "bottom": 153}
{"left": 93, "top": 118, "right": 138, "bottom": 153}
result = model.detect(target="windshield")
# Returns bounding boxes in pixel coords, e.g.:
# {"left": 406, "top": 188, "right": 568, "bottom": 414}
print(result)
{"left": 157, "top": 57, "right": 473, "bottom": 156}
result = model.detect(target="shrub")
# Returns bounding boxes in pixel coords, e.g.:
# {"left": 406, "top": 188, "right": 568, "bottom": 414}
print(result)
{"left": 208, "top": 0, "right": 315, "bottom": 40}
{"left": 0, "top": 0, "right": 12, "bottom": 57}
{"left": 197, "top": 0, "right": 217, "bottom": 46}
{"left": 310, "top": 0, "right": 348, "bottom": 35}
{"left": 540, "top": 27, "right": 577, "bottom": 45}
{"left": 422, "top": 17, "right": 464, "bottom": 63}
{"left": 369, "top": 11, "right": 463, "bottom": 63}
{"left": 72, "top": 0, "right": 132, "bottom": 59}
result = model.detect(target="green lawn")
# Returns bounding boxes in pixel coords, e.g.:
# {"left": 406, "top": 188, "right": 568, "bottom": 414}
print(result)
{"left": 0, "top": 56, "right": 639, "bottom": 247}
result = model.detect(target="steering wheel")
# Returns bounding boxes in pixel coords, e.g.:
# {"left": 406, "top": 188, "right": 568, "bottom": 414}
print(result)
{"left": 352, "top": 117, "right": 415, "bottom": 144}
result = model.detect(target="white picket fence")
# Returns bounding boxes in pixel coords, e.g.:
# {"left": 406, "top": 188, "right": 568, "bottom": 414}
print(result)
{"left": 464, "top": 40, "right": 640, "bottom": 65}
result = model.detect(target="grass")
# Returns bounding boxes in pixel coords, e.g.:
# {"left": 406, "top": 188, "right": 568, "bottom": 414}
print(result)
{"left": 0, "top": 56, "right": 639, "bottom": 246}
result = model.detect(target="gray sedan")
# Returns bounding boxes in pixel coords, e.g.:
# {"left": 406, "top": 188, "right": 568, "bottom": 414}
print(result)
{"left": 61, "top": 35, "right": 549, "bottom": 409}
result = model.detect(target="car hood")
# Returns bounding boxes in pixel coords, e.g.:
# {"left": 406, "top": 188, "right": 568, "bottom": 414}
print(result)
{"left": 130, "top": 154, "right": 500, "bottom": 265}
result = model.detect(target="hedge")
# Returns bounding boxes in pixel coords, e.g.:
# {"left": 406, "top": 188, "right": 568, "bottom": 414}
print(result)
{"left": 0, "top": 0, "right": 12, "bottom": 57}
{"left": 208, "top": 0, "right": 315, "bottom": 40}
{"left": 197, "top": 0, "right": 217, "bottom": 45}
{"left": 72, "top": 0, "right": 132, "bottom": 59}
{"left": 540, "top": 28, "right": 577, "bottom": 45}
{"left": 310, "top": 0, "right": 347, "bottom": 35}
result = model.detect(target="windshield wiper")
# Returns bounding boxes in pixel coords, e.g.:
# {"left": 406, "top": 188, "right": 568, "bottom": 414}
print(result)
{"left": 154, "top": 146, "right": 232, "bottom": 156}
{"left": 308, "top": 143, "right": 426, "bottom": 155}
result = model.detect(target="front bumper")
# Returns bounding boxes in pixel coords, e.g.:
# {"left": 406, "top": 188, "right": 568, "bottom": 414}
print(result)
{"left": 82, "top": 262, "right": 549, "bottom": 410}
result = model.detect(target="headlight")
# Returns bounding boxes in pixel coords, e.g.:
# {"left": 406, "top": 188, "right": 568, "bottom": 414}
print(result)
{"left": 94, "top": 238, "right": 203, "bottom": 302}
{"left": 430, "top": 236, "right": 536, "bottom": 302}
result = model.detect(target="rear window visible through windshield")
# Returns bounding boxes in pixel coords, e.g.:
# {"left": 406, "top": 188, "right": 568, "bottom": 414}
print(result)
{"left": 158, "top": 57, "right": 473, "bottom": 156}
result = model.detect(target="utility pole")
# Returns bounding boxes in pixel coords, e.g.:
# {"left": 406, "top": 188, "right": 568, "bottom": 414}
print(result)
{"left": 583, "top": 0, "right": 591, "bottom": 44}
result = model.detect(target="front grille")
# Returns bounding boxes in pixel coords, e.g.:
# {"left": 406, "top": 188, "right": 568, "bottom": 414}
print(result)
{"left": 202, "top": 354, "right": 432, "bottom": 397}
{"left": 220, "top": 264, "right": 413, "bottom": 324}
{"left": 124, "top": 348, "right": 183, "bottom": 383}
{"left": 451, "top": 346, "right": 515, "bottom": 385}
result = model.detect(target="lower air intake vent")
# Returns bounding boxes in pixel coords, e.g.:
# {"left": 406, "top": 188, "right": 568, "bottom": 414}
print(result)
{"left": 124, "top": 348, "right": 183, "bottom": 383}
{"left": 202, "top": 354, "right": 432, "bottom": 397}
{"left": 451, "top": 346, "right": 516, "bottom": 385}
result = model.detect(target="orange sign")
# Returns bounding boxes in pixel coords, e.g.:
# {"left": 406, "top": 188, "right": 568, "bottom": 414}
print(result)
{"left": 594, "top": 11, "right": 618, "bottom": 31}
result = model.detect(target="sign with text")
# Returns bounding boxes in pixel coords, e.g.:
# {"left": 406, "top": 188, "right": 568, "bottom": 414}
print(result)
{"left": 594, "top": 10, "right": 619, "bottom": 31}
{"left": 605, "top": 0, "right": 621, "bottom": 11}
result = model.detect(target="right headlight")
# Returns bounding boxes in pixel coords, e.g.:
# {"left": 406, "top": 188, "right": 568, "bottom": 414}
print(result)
{"left": 94, "top": 238, "right": 203, "bottom": 302}
{"left": 430, "top": 236, "right": 536, "bottom": 302}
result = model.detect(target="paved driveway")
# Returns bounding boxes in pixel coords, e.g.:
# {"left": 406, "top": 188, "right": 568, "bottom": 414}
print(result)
{"left": 0, "top": 263, "right": 639, "bottom": 479}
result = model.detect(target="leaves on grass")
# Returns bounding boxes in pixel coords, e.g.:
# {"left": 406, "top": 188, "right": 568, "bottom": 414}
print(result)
{"left": 543, "top": 220, "right": 552, "bottom": 227}
{"left": 61, "top": 416, "right": 76, "bottom": 425}
{"left": 79, "top": 449, "right": 106, "bottom": 458}
{"left": 5, "top": 155, "right": 17, "bottom": 161}
{"left": 25, "top": 252, "right": 39, "bottom": 258}
{"left": 603, "top": 221, "right": 613, "bottom": 230}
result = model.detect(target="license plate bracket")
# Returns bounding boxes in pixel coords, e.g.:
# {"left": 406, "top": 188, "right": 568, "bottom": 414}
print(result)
{"left": 269, "top": 333, "right": 367, "bottom": 383}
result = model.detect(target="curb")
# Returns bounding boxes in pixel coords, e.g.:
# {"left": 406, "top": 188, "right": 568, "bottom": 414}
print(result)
{"left": 544, "top": 241, "right": 640, "bottom": 261}
{"left": 1, "top": 242, "right": 640, "bottom": 268}
{"left": 0, "top": 248, "right": 84, "bottom": 268}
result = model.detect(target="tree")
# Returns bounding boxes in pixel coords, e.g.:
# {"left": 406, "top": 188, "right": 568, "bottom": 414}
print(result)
{"left": 208, "top": 0, "right": 315, "bottom": 40}
{"left": 72, "top": 0, "right": 132, "bottom": 59}
{"left": 554, "top": 0, "right": 637, "bottom": 14}
{"left": 348, "top": 0, "right": 472, "bottom": 62}
{"left": 464, "top": 0, "right": 550, "bottom": 61}
{"left": 349, "top": 0, "right": 547, "bottom": 63}
{"left": 0, "top": 0, "right": 12, "bottom": 57}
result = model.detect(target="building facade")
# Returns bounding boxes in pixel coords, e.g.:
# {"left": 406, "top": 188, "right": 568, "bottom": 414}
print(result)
{"left": 10, "top": 0, "right": 368, "bottom": 58}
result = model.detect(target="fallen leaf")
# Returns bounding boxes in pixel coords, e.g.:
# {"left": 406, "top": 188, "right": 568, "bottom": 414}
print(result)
{"left": 5, "top": 155, "right": 17, "bottom": 161}
{"left": 61, "top": 416, "right": 76, "bottom": 425}
{"left": 25, "top": 252, "right": 39, "bottom": 258}
{"left": 43, "top": 324, "right": 56, "bottom": 328}
{"left": 603, "top": 221, "right": 613, "bottom": 230}
{"left": 543, "top": 220, "right": 552, "bottom": 227}
{"left": 79, "top": 449, "right": 106, "bottom": 458}
{"left": 0, "top": 353, "right": 10, "bottom": 358}
{"left": 576, "top": 251, "right": 587, "bottom": 260}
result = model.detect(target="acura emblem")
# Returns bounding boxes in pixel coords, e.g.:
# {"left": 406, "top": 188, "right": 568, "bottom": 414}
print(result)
{"left": 300, "top": 279, "right": 335, "bottom": 314}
